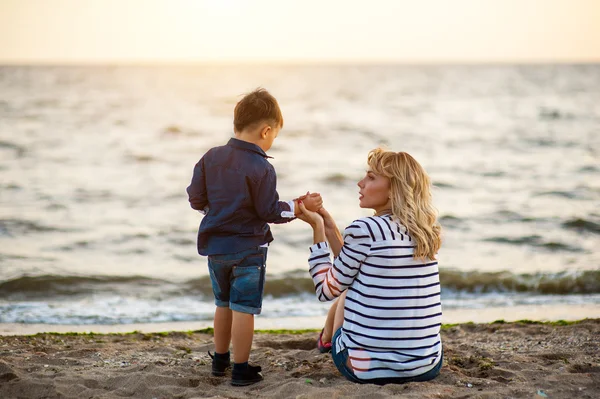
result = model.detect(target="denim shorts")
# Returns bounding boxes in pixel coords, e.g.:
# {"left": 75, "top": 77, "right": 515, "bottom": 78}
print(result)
{"left": 331, "top": 327, "right": 443, "bottom": 385}
{"left": 207, "top": 246, "right": 267, "bottom": 314}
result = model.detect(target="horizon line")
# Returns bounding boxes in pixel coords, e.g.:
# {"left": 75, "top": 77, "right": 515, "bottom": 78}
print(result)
{"left": 1, "top": 58, "right": 600, "bottom": 67}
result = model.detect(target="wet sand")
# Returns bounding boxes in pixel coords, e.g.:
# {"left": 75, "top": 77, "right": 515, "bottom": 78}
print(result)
{"left": 2, "top": 303, "right": 597, "bottom": 336}
{"left": 1, "top": 319, "right": 599, "bottom": 398}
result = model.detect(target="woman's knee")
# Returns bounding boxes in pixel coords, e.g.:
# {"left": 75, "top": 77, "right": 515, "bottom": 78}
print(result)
{"left": 333, "top": 291, "right": 348, "bottom": 331}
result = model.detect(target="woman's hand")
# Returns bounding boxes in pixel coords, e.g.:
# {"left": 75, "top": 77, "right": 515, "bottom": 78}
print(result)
{"left": 297, "top": 200, "right": 324, "bottom": 228}
{"left": 298, "top": 200, "right": 327, "bottom": 244}
{"left": 317, "top": 207, "right": 336, "bottom": 230}
{"left": 294, "top": 192, "right": 322, "bottom": 217}
{"left": 301, "top": 193, "right": 323, "bottom": 212}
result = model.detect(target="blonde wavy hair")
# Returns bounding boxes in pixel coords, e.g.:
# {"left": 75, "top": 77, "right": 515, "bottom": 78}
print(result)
{"left": 367, "top": 148, "right": 442, "bottom": 260}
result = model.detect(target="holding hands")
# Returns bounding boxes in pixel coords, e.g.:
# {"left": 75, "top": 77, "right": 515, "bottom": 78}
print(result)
{"left": 294, "top": 192, "right": 336, "bottom": 231}
{"left": 296, "top": 192, "right": 341, "bottom": 255}
{"left": 294, "top": 192, "right": 322, "bottom": 225}
{"left": 295, "top": 192, "right": 323, "bottom": 213}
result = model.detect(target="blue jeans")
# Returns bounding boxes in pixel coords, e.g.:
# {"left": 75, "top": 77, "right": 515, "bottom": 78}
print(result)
{"left": 331, "top": 327, "right": 443, "bottom": 385}
{"left": 207, "top": 246, "right": 267, "bottom": 314}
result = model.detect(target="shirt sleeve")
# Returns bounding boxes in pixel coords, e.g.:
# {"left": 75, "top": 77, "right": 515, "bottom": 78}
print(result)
{"left": 186, "top": 157, "right": 208, "bottom": 211}
{"left": 307, "top": 222, "right": 372, "bottom": 302}
{"left": 198, "top": 206, "right": 209, "bottom": 215}
{"left": 250, "top": 166, "right": 296, "bottom": 224}
{"left": 282, "top": 200, "right": 295, "bottom": 218}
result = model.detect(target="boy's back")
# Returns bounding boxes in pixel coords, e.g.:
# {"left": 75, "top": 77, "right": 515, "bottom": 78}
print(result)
{"left": 188, "top": 137, "right": 293, "bottom": 256}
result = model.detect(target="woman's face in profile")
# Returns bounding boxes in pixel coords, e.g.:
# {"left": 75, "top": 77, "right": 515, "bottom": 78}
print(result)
{"left": 357, "top": 170, "right": 391, "bottom": 213}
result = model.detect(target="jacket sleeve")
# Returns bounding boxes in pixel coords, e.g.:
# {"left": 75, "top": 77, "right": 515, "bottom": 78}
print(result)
{"left": 186, "top": 157, "right": 208, "bottom": 211}
{"left": 249, "top": 165, "right": 295, "bottom": 224}
{"left": 308, "top": 222, "right": 372, "bottom": 302}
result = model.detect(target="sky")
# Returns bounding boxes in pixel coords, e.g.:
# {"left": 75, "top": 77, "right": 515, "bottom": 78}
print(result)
{"left": 0, "top": 0, "right": 599, "bottom": 64}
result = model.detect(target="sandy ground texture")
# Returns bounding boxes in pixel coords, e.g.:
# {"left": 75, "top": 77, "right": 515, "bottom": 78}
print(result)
{"left": 0, "top": 319, "right": 598, "bottom": 399}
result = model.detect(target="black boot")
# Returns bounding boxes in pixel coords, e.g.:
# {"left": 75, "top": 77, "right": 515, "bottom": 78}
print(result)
{"left": 208, "top": 351, "right": 231, "bottom": 376}
{"left": 231, "top": 362, "right": 263, "bottom": 386}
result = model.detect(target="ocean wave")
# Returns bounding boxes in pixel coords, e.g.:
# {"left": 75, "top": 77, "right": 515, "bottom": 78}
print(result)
{"left": 483, "top": 235, "right": 583, "bottom": 252}
{"left": 578, "top": 165, "right": 599, "bottom": 173}
{"left": 0, "top": 218, "right": 70, "bottom": 236}
{"left": 323, "top": 173, "right": 353, "bottom": 185}
{"left": 534, "top": 187, "right": 598, "bottom": 200}
{"left": 487, "top": 210, "right": 538, "bottom": 223}
{"left": 439, "top": 215, "right": 467, "bottom": 230}
{"left": 444, "top": 210, "right": 542, "bottom": 228}
{"left": 128, "top": 153, "right": 159, "bottom": 163}
{"left": 73, "top": 188, "right": 113, "bottom": 203}
{"left": 539, "top": 107, "right": 573, "bottom": 120}
{"left": 562, "top": 218, "right": 600, "bottom": 234}
{"left": 0, "top": 140, "right": 26, "bottom": 157}
{"left": 433, "top": 182, "right": 457, "bottom": 189}
{"left": 440, "top": 269, "right": 600, "bottom": 295}
{"left": 0, "top": 182, "right": 20, "bottom": 190}
{"left": 0, "top": 275, "right": 171, "bottom": 299}
{"left": 2, "top": 269, "right": 598, "bottom": 301}
{"left": 2, "top": 270, "right": 599, "bottom": 325}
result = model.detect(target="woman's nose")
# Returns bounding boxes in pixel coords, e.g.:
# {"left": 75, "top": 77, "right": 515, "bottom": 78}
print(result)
{"left": 357, "top": 179, "right": 364, "bottom": 188}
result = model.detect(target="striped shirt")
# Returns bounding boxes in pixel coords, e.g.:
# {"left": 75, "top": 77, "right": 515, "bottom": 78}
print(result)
{"left": 308, "top": 215, "right": 442, "bottom": 381}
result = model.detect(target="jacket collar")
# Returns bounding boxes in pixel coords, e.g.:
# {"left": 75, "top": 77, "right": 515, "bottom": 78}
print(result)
{"left": 227, "top": 137, "right": 272, "bottom": 159}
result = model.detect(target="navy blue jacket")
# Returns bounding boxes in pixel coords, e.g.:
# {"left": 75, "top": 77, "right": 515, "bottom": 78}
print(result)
{"left": 187, "top": 138, "right": 294, "bottom": 256}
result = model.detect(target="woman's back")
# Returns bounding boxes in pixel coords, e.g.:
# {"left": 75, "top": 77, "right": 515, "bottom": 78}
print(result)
{"left": 305, "top": 148, "right": 443, "bottom": 383}
{"left": 308, "top": 214, "right": 442, "bottom": 381}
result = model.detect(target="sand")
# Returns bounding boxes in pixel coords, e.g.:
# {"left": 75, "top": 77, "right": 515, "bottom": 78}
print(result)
{"left": 0, "top": 319, "right": 598, "bottom": 399}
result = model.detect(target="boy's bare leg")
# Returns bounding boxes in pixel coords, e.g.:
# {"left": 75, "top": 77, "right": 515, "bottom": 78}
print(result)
{"left": 231, "top": 311, "right": 254, "bottom": 363}
{"left": 213, "top": 306, "right": 233, "bottom": 353}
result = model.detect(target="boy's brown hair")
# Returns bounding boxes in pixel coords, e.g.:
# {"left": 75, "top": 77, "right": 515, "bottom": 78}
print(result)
{"left": 234, "top": 88, "right": 284, "bottom": 133}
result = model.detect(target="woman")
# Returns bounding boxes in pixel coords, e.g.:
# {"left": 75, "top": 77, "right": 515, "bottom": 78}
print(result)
{"left": 297, "top": 148, "right": 443, "bottom": 384}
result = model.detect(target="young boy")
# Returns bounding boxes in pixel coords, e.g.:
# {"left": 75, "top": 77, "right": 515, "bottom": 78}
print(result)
{"left": 186, "top": 88, "right": 321, "bottom": 386}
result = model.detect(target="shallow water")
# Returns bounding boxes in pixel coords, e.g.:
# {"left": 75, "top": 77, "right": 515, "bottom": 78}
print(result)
{"left": 1, "top": 64, "right": 599, "bottom": 324}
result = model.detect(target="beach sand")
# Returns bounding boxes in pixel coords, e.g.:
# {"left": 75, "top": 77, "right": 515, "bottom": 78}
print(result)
{"left": 0, "top": 320, "right": 598, "bottom": 399}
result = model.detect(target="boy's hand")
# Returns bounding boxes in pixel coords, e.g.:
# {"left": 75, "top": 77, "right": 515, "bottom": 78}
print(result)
{"left": 294, "top": 192, "right": 322, "bottom": 216}
{"left": 299, "top": 192, "right": 322, "bottom": 213}
{"left": 296, "top": 199, "right": 324, "bottom": 228}
{"left": 293, "top": 192, "right": 313, "bottom": 202}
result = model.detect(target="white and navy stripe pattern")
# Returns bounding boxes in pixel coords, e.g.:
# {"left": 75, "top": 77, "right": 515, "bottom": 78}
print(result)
{"left": 308, "top": 215, "right": 442, "bottom": 380}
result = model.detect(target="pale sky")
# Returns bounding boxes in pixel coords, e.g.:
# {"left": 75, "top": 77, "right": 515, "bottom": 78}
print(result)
{"left": 0, "top": 0, "right": 599, "bottom": 64}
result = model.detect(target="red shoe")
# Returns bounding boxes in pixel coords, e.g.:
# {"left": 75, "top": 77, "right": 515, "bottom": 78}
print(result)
{"left": 317, "top": 329, "right": 332, "bottom": 353}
